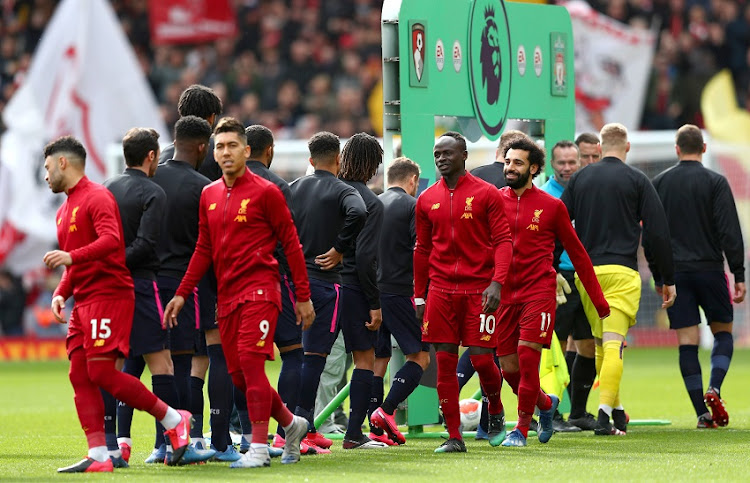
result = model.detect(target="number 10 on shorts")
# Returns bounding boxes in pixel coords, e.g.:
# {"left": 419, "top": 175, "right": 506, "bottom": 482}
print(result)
{"left": 479, "top": 314, "right": 496, "bottom": 334}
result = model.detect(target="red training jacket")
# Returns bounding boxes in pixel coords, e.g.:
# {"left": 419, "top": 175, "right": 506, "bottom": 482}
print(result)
{"left": 414, "top": 173, "right": 512, "bottom": 297}
{"left": 53, "top": 176, "right": 134, "bottom": 303}
{"left": 176, "top": 169, "right": 310, "bottom": 318}
{"left": 499, "top": 185, "right": 609, "bottom": 317}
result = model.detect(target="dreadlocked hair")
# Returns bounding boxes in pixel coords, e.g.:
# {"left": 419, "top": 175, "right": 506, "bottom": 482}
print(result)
{"left": 339, "top": 132, "right": 383, "bottom": 183}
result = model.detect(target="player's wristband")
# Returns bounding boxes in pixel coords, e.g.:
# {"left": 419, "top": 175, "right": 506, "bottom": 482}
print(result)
{"left": 414, "top": 298, "right": 426, "bottom": 306}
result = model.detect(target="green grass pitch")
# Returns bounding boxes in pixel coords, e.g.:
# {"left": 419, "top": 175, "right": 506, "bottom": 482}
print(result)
{"left": 0, "top": 347, "right": 748, "bottom": 481}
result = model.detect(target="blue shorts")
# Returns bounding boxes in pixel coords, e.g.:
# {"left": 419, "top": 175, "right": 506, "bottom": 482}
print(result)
{"left": 667, "top": 271, "right": 733, "bottom": 329}
{"left": 376, "top": 293, "right": 430, "bottom": 358}
{"left": 129, "top": 277, "right": 168, "bottom": 358}
{"left": 302, "top": 278, "right": 341, "bottom": 355}
{"left": 554, "top": 271, "right": 593, "bottom": 341}
{"left": 158, "top": 275, "right": 197, "bottom": 353}
{"left": 340, "top": 284, "right": 378, "bottom": 353}
{"left": 274, "top": 275, "right": 302, "bottom": 348}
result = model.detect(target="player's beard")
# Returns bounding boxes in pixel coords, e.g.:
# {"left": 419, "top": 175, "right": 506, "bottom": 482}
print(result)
{"left": 504, "top": 168, "right": 530, "bottom": 190}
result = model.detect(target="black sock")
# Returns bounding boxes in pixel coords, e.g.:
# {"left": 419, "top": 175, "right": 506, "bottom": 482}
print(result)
{"left": 565, "top": 350, "right": 576, "bottom": 400}
{"left": 295, "top": 354, "right": 328, "bottom": 427}
{"left": 679, "top": 345, "right": 708, "bottom": 416}
{"left": 382, "top": 361, "right": 423, "bottom": 415}
{"left": 276, "top": 348, "right": 303, "bottom": 436}
{"left": 207, "top": 344, "right": 232, "bottom": 451}
{"left": 100, "top": 389, "right": 118, "bottom": 451}
{"left": 479, "top": 392, "right": 489, "bottom": 432}
{"left": 456, "top": 350, "right": 475, "bottom": 391}
{"left": 569, "top": 354, "right": 596, "bottom": 419}
{"left": 345, "top": 369, "right": 373, "bottom": 440}
{"left": 117, "top": 357, "right": 145, "bottom": 439}
{"left": 190, "top": 376, "right": 205, "bottom": 439}
{"left": 369, "top": 376, "right": 385, "bottom": 434}
{"left": 710, "top": 331, "right": 733, "bottom": 391}
{"left": 171, "top": 353, "right": 192, "bottom": 409}
{"left": 234, "top": 387, "right": 252, "bottom": 436}
{"left": 151, "top": 374, "right": 178, "bottom": 448}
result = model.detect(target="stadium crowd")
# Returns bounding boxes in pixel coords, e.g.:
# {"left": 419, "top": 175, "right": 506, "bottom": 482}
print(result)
{"left": 2, "top": 0, "right": 750, "bottom": 141}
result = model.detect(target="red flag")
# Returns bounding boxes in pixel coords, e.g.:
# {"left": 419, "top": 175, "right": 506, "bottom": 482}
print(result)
{"left": 150, "top": 0, "right": 237, "bottom": 46}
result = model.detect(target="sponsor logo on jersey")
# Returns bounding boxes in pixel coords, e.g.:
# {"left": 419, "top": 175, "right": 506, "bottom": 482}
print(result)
{"left": 208, "top": 203, "right": 216, "bottom": 211}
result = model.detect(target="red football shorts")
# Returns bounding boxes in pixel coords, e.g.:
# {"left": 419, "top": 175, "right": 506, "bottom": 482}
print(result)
{"left": 422, "top": 290, "right": 499, "bottom": 348}
{"left": 218, "top": 301, "right": 279, "bottom": 374}
{"left": 496, "top": 298, "right": 557, "bottom": 356}
{"left": 66, "top": 296, "right": 134, "bottom": 359}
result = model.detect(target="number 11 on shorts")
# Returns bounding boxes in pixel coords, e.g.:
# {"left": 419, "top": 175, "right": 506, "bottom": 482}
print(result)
{"left": 540, "top": 312, "right": 551, "bottom": 332}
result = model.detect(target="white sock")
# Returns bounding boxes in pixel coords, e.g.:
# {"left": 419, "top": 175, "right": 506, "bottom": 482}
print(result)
{"left": 243, "top": 434, "right": 252, "bottom": 444}
{"left": 116, "top": 437, "right": 132, "bottom": 447}
{"left": 250, "top": 443, "right": 269, "bottom": 455}
{"left": 193, "top": 437, "right": 206, "bottom": 448}
{"left": 166, "top": 444, "right": 173, "bottom": 452}
{"left": 108, "top": 449, "right": 122, "bottom": 458}
{"left": 88, "top": 446, "right": 109, "bottom": 462}
{"left": 283, "top": 417, "right": 299, "bottom": 433}
{"left": 615, "top": 405, "right": 624, "bottom": 411}
{"left": 160, "top": 407, "right": 181, "bottom": 429}
{"left": 599, "top": 404, "right": 613, "bottom": 416}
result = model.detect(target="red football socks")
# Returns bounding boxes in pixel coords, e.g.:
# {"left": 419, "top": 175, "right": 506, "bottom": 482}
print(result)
{"left": 436, "top": 351, "right": 461, "bottom": 440}
{"left": 69, "top": 350, "right": 106, "bottom": 448}
{"left": 470, "top": 353, "right": 503, "bottom": 414}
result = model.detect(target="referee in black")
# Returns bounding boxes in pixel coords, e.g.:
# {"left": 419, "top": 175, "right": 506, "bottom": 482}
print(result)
{"left": 289, "top": 131, "right": 367, "bottom": 446}
{"left": 647, "top": 124, "right": 745, "bottom": 429}
{"left": 561, "top": 122, "right": 676, "bottom": 436}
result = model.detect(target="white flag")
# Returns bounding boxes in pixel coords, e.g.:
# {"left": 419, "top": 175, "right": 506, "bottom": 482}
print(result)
{"left": 564, "top": 1, "right": 657, "bottom": 133}
{"left": 0, "top": 0, "right": 169, "bottom": 274}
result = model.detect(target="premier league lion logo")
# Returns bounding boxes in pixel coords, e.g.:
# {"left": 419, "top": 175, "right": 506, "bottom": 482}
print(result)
{"left": 480, "top": 6, "right": 501, "bottom": 105}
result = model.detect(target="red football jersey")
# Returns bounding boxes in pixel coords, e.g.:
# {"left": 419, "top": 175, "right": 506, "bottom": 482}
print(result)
{"left": 176, "top": 169, "right": 310, "bottom": 318}
{"left": 499, "top": 185, "right": 609, "bottom": 318}
{"left": 414, "top": 173, "right": 512, "bottom": 297}
{"left": 53, "top": 176, "right": 134, "bottom": 302}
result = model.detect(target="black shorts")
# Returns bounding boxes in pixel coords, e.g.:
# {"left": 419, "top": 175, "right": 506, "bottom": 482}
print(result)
{"left": 129, "top": 277, "right": 169, "bottom": 358}
{"left": 158, "top": 275, "right": 196, "bottom": 353}
{"left": 667, "top": 271, "right": 733, "bottom": 329}
{"left": 302, "top": 278, "right": 341, "bottom": 355}
{"left": 340, "top": 284, "right": 378, "bottom": 353}
{"left": 376, "top": 293, "right": 430, "bottom": 358}
{"left": 194, "top": 275, "right": 217, "bottom": 356}
{"left": 554, "top": 271, "right": 593, "bottom": 341}
{"left": 274, "top": 275, "right": 302, "bottom": 348}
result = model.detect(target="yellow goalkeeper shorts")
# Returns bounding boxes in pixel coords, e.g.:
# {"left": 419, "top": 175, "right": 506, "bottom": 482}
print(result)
{"left": 576, "top": 265, "right": 641, "bottom": 338}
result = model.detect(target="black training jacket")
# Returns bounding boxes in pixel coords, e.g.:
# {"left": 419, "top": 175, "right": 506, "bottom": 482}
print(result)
{"left": 377, "top": 187, "right": 416, "bottom": 297}
{"left": 103, "top": 169, "right": 166, "bottom": 280}
{"left": 341, "top": 180, "right": 383, "bottom": 310}
{"left": 289, "top": 170, "right": 367, "bottom": 284}
{"left": 470, "top": 162, "right": 507, "bottom": 189}
{"left": 152, "top": 159, "right": 211, "bottom": 280}
{"left": 647, "top": 160, "right": 745, "bottom": 283}
{"left": 561, "top": 156, "right": 675, "bottom": 285}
